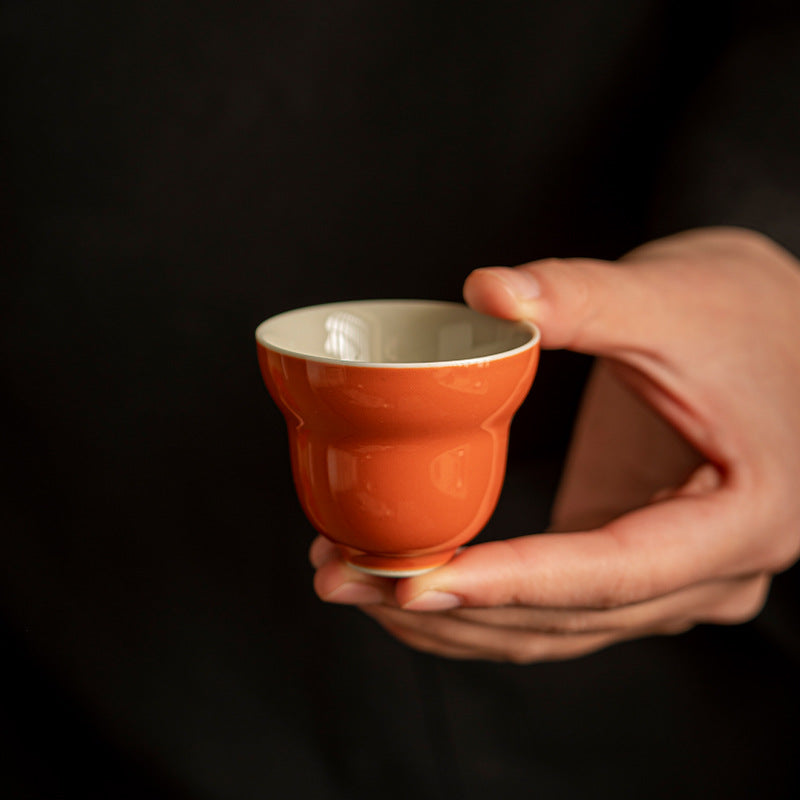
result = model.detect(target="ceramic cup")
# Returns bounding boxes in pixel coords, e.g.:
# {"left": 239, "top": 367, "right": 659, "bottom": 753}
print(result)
{"left": 256, "top": 300, "right": 540, "bottom": 576}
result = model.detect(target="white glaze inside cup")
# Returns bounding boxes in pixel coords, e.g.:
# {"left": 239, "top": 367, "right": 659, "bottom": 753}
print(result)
{"left": 255, "top": 300, "right": 539, "bottom": 367}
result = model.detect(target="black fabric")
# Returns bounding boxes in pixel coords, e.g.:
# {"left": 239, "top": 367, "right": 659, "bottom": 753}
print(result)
{"left": 2, "top": 1, "right": 799, "bottom": 798}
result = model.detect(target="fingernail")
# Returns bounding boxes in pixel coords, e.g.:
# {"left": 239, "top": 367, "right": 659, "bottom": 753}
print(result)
{"left": 403, "top": 591, "right": 462, "bottom": 612}
{"left": 324, "top": 582, "right": 385, "bottom": 605}
{"left": 488, "top": 267, "right": 541, "bottom": 300}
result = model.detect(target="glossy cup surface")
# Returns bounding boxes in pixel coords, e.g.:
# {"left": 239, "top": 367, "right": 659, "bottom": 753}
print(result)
{"left": 256, "top": 300, "right": 540, "bottom": 576}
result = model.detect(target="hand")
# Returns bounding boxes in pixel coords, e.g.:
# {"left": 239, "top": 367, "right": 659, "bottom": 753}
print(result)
{"left": 552, "top": 358, "right": 704, "bottom": 532}
{"left": 310, "top": 227, "right": 800, "bottom": 662}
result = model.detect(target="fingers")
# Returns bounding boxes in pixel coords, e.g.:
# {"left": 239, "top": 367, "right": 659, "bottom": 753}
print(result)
{"left": 462, "top": 228, "right": 796, "bottom": 361}
{"left": 551, "top": 360, "right": 703, "bottom": 532}
{"left": 310, "top": 455, "right": 768, "bottom": 623}
{"left": 363, "top": 605, "right": 621, "bottom": 663}
{"left": 447, "top": 572, "right": 769, "bottom": 631}
{"left": 395, "top": 487, "right": 747, "bottom": 612}
{"left": 308, "top": 535, "right": 338, "bottom": 568}
{"left": 311, "top": 467, "right": 753, "bottom": 617}
{"left": 359, "top": 573, "right": 769, "bottom": 663}
{"left": 310, "top": 537, "right": 397, "bottom": 606}
{"left": 361, "top": 609, "right": 487, "bottom": 661}
{"left": 463, "top": 257, "right": 664, "bottom": 355}
{"left": 309, "top": 540, "right": 770, "bottom": 664}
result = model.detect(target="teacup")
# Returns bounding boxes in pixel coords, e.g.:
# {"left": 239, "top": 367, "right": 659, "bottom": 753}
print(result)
{"left": 256, "top": 300, "right": 540, "bottom": 576}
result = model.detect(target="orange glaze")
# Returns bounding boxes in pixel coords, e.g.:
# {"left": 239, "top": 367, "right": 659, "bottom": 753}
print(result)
{"left": 258, "top": 343, "right": 539, "bottom": 575}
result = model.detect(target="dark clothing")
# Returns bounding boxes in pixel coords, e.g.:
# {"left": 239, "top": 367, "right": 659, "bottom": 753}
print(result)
{"left": 2, "top": 2, "right": 799, "bottom": 798}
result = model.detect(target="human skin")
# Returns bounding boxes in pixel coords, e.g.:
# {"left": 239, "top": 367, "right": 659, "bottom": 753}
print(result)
{"left": 310, "top": 227, "right": 800, "bottom": 663}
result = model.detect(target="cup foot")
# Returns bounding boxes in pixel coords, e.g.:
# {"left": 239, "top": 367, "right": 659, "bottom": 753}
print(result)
{"left": 340, "top": 547, "right": 458, "bottom": 578}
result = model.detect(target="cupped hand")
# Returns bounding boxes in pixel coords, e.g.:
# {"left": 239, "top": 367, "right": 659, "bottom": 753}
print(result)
{"left": 310, "top": 227, "right": 800, "bottom": 662}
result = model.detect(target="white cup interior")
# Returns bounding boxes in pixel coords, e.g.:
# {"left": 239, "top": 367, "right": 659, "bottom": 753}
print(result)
{"left": 256, "top": 300, "right": 539, "bottom": 366}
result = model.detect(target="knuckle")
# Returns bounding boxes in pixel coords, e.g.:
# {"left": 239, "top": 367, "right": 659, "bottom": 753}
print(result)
{"left": 560, "top": 262, "right": 594, "bottom": 338}
{"left": 590, "top": 569, "right": 640, "bottom": 611}
{"left": 508, "top": 639, "right": 544, "bottom": 665}
{"left": 534, "top": 258, "right": 595, "bottom": 347}
{"left": 726, "top": 227, "right": 785, "bottom": 260}
{"left": 592, "top": 591, "right": 623, "bottom": 611}
{"left": 562, "top": 260, "right": 593, "bottom": 306}
{"left": 763, "top": 530, "right": 800, "bottom": 574}
{"left": 739, "top": 474, "right": 800, "bottom": 574}
{"left": 534, "top": 257, "right": 567, "bottom": 274}
{"left": 558, "top": 612, "right": 595, "bottom": 634}
{"left": 710, "top": 577, "right": 771, "bottom": 625}
{"left": 711, "top": 605, "right": 753, "bottom": 626}
{"left": 587, "top": 528, "right": 652, "bottom": 611}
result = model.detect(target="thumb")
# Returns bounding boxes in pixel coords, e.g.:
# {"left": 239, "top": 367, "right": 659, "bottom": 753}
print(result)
{"left": 463, "top": 258, "right": 662, "bottom": 355}
{"left": 394, "top": 489, "right": 747, "bottom": 612}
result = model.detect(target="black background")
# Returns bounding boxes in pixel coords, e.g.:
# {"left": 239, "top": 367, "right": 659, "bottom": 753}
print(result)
{"left": 2, "top": 2, "right": 800, "bottom": 798}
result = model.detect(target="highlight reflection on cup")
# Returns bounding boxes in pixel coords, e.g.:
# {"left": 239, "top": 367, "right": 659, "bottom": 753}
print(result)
{"left": 256, "top": 300, "right": 540, "bottom": 577}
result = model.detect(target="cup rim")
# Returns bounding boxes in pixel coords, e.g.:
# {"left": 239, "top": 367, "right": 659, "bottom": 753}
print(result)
{"left": 255, "top": 299, "right": 541, "bottom": 369}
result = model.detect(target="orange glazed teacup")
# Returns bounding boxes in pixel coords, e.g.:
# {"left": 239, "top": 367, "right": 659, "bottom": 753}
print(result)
{"left": 256, "top": 300, "right": 540, "bottom": 576}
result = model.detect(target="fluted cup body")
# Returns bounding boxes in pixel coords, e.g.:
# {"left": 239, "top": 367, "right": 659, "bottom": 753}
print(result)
{"left": 256, "top": 301, "right": 539, "bottom": 576}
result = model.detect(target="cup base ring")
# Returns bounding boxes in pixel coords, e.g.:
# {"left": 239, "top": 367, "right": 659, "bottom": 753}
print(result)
{"left": 339, "top": 546, "right": 458, "bottom": 578}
